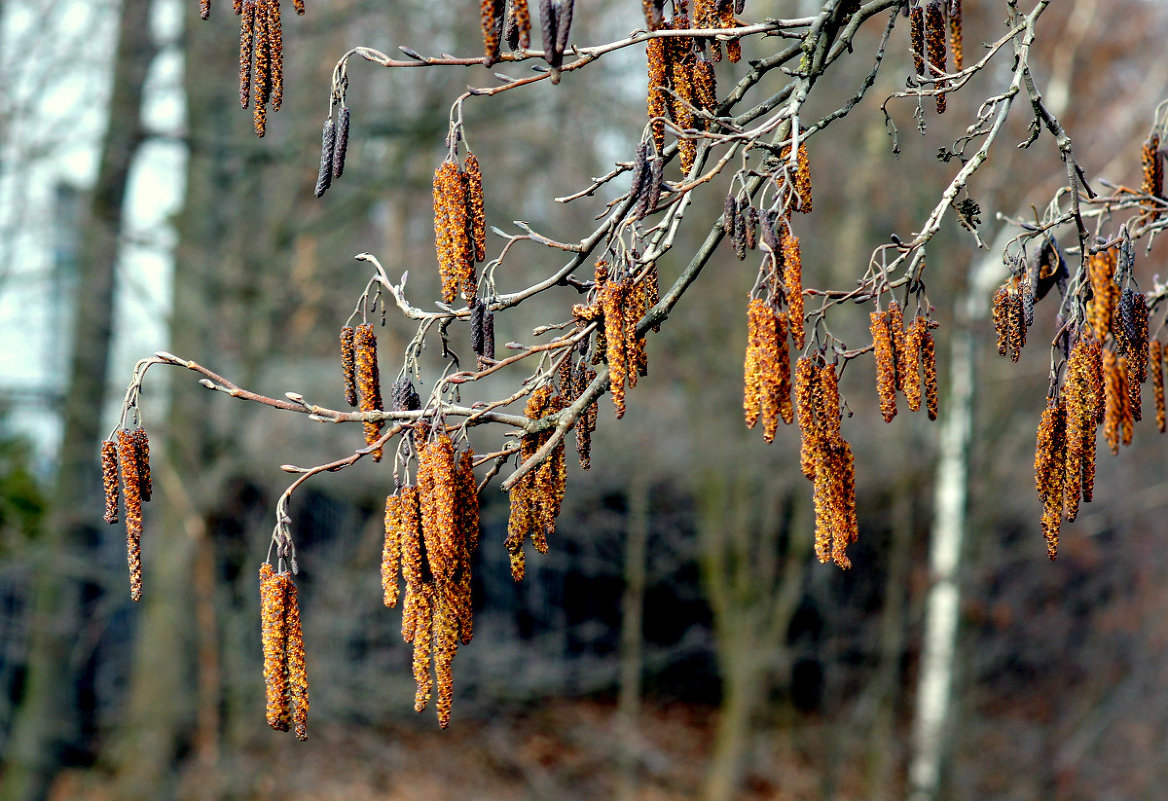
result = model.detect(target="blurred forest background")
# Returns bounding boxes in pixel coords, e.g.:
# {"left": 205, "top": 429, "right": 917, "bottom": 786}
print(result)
{"left": 2, "top": 0, "right": 1168, "bottom": 800}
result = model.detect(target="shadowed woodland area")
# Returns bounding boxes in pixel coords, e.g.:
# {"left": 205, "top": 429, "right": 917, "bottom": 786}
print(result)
{"left": 2, "top": 1, "right": 1168, "bottom": 800}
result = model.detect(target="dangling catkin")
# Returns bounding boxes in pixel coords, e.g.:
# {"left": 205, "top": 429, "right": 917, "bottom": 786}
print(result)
{"left": 871, "top": 311, "right": 897, "bottom": 423}
{"left": 340, "top": 326, "right": 357, "bottom": 406}
{"left": 1142, "top": 133, "right": 1162, "bottom": 218}
{"left": 313, "top": 117, "right": 334, "bottom": 198}
{"left": 1151, "top": 340, "right": 1166, "bottom": 433}
{"left": 131, "top": 428, "right": 151, "bottom": 503}
{"left": 283, "top": 575, "right": 309, "bottom": 741}
{"left": 795, "top": 356, "right": 821, "bottom": 480}
{"left": 1034, "top": 399, "right": 1066, "bottom": 560}
{"left": 267, "top": 0, "right": 283, "bottom": 112}
{"left": 887, "top": 301, "right": 905, "bottom": 392}
{"left": 259, "top": 563, "right": 291, "bottom": 731}
{"left": 925, "top": 0, "right": 947, "bottom": 113}
{"left": 782, "top": 231, "right": 805, "bottom": 348}
{"left": 383, "top": 494, "right": 402, "bottom": 608}
{"left": 794, "top": 143, "right": 813, "bottom": 213}
{"left": 117, "top": 429, "right": 143, "bottom": 602}
{"left": 239, "top": 1, "right": 255, "bottom": 108}
{"left": 909, "top": 4, "right": 925, "bottom": 77}
{"left": 947, "top": 0, "right": 962, "bottom": 71}
{"left": 101, "top": 439, "right": 120, "bottom": 525}
{"left": 922, "top": 325, "right": 939, "bottom": 420}
{"left": 332, "top": 107, "right": 350, "bottom": 180}
{"left": 903, "top": 317, "right": 925, "bottom": 412}
{"left": 354, "top": 323, "right": 384, "bottom": 461}
{"left": 464, "top": 152, "right": 488, "bottom": 265}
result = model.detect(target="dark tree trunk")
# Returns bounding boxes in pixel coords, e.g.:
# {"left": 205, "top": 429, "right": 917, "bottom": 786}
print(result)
{"left": 0, "top": 1, "right": 155, "bottom": 799}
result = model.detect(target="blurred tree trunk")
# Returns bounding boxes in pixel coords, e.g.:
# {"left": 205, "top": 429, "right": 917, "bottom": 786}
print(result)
{"left": 617, "top": 476, "right": 648, "bottom": 801}
{"left": 699, "top": 474, "right": 807, "bottom": 801}
{"left": 907, "top": 239, "right": 1002, "bottom": 801}
{"left": 0, "top": 1, "right": 155, "bottom": 799}
{"left": 102, "top": 10, "right": 240, "bottom": 799}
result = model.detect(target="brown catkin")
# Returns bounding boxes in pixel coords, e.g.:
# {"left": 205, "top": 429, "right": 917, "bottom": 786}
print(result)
{"left": 992, "top": 286, "right": 1010, "bottom": 357}
{"left": 411, "top": 586, "right": 434, "bottom": 712}
{"left": 1079, "top": 333, "right": 1102, "bottom": 505}
{"left": 1152, "top": 340, "right": 1166, "bottom": 433}
{"left": 922, "top": 326, "right": 939, "bottom": 420}
{"left": 758, "top": 304, "right": 782, "bottom": 443}
{"left": 1129, "top": 293, "right": 1150, "bottom": 382}
{"left": 482, "top": 0, "right": 505, "bottom": 64}
{"left": 292, "top": 0, "right": 303, "bottom": 13}
{"left": 782, "top": 232, "right": 805, "bottom": 349}
{"left": 925, "top": 0, "right": 947, "bottom": 113}
{"left": 1007, "top": 289, "right": 1025, "bottom": 362}
{"left": 252, "top": 0, "right": 269, "bottom": 136}
{"left": 888, "top": 301, "right": 905, "bottom": 393}
{"left": 1120, "top": 357, "right": 1136, "bottom": 440}
{"left": 267, "top": 0, "right": 283, "bottom": 111}
{"left": 795, "top": 356, "right": 820, "bottom": 480}
{"left": 239, "top": 1, "right": 255, "bottom": 108}
{"left": 903, "top": 317, "right": 925, "bottom": 412}
{"left": 647, "top": 38, "right": 668, "bottom": 153}
{"left": 259, "top": 564, "right": 291, "bottom": 731}
{"left": 794, "top": 143, "right": 813, "bottom": 213}
{"left": 283, "top": 575, "right": 309, "bottom": 741}
{"left": 433, "top": 589, "right": 458, "bottom": 727}
{"left": 1103, "top": 348, "right": 1123, "bottom": 454}
{"left": 201, "top": 0, "right": 211, "bottom": 19}
{"left": 355, "top": 323, "right": 384, "bottom": 461}
{"left": 909, "top": 4, "right": 925, "bottom": 77}
{"left": 464, "top": 152, "right": 487, "bottom": 265}
{"left": 117, "top": 429, "right": 143, "bottom": 602}
{"left": 948, "top": 0, "right": 962, "bottom": 71}
{"left": 101, "top": 440, "right": 119, "bottom": 524}
{"left": 131, "top": 428, "right": 151, "bottom": 503}
{"left": 1034, "top": 400, "right": 1066, "bottom": 560}
{"left": 745, "top": 300, "right": 764, "bottom": 432}
{"left": 1142, "top": 133, "right": 1162, "bottom": 218}
{"left": 382, "top": 494, "right": 402, "bottom": 607}
{"left": 511, "top": 0, "right": 531, "bottom": 47}
{"left": 1088, "top": 250, "right": 1118, "bottom": 343}
{"left": 340, "top": 326, "right": 357, "bottom": 406}
{"left": 602, "top": 279, "right": 630, "bottom": 418}
{"left": 871, "top": 311, "right": 897, "bottom": 423}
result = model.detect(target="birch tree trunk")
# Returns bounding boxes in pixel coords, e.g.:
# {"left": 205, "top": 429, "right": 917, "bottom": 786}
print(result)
{"left": 907, "top": 236, "right": 1005, "bottom": 801}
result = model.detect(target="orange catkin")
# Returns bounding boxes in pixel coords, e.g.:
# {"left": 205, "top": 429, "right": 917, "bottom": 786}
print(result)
{"left": 743, "top": 299, "right": 764, "bottom": 429}
{"left": 795, "top": 356, "right": 821, "bottom": 480}
{"left": 902, "top": 316, "right": 925, "bottom": 412}
{"left": 117, "top": 429, "right": 143, "bottom": 602}
{"left": 259, "top": 564, "right": 291, "bottom": 732}
{"left": 340, "top": 326, "right": 357, "bottom": 407}
{"left": 647, "top": 38, "right": 668, "bottom": 153}
{"left": 921, "top": 326, "right": 939, "bottom": 421}
{"left": 870, "top": 311, "right": 897, "bottom": 423}
{"left": 924, "top": 0, "right": 947, "bottom": 113}
{"left": 909, "top": 4, "right": 925, "bottom": 77}
{"left": 354, "top": 323, "right": 384, "bottom": 461}
{"left": 948, "top": 0, "right": 963, "bottom": 71}
{"left": 1142, "top": 133, "right": 1162, "bottom": 218}
{"left": 794, "top": 143, "right": 813, "bottom": 213}
{"left": 464, "top": 152, "right": 488, "bottom": 266}
{"left": 1151, "top": 340, "right": 1166, "bottom": 433}
{"left": 1034, "top": 399, "right": 1066, "bottom": 560}
{"left": 283, "top": 575, "right": 309, "bottom": 741}
{"left": 382, "top": 494, "right": 402, "bottom": 608}
{"left": 782, "top": 232, "right": 804, "bottom": 349}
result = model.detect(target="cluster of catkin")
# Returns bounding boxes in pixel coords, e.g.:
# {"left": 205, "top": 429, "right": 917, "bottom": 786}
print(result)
{"left": 1141, "top": 132, "right": 1164, "bottom": 219}
{"left": 991, "top": 273, "right": 1035, "bottom": 362}
{"left": 229, "top": 0, "right": 302, "bottom": 137}
{"left": 646, "top": 8, "right": 723, "bottom": 173}
{"left": 573, "top": 260, "right": 652, "bottom": 419}
{"left": 102, "top": 428, "right": 152, "bottom": 602}
{"left": 909, "top": 0, "right": 957, "bottom": 113}
{"left": 259, "top": 563, "right": 309, "bottom": 740}
{"left": 340, "top": 323, "right": 385, "bottom": 460}
{"left": 870, "top": 303, "right": 938, "bottom": 423}
{"left": 794, "top": 358, "right": 859, "bottom": 568}
{"left": 626, "top": 140, "right": 666, "bottom": 223}
{"left": 1034, "top": 330, "right": 1103, "bottom": 558}
{"left": 313, "top": 106, "right": 350, "bottom": 198}
{"left": 433, "top": 152, "right": 488, "bottom": 305}
{"left": 383, "top": 435, "right": 478, "bottom": 727}
{"left": 507, "top": 386, "right": 567, "bottom": 581}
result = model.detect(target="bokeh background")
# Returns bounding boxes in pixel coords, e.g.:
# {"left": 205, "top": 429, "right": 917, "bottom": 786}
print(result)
{"left": 2, "top": 1, "right": 1168, "bottom": 800}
